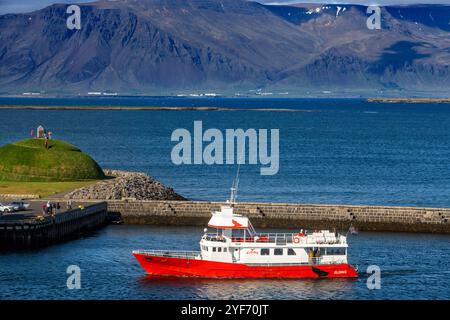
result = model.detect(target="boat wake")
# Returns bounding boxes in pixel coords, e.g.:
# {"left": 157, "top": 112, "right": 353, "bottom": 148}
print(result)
{"left": 360, "top": 269, "right": 417, "bottom": 277}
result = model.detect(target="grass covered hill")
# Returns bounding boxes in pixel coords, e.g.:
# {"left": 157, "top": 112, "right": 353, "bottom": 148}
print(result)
{"left": 0, "top": 139, "right": 105, "bottom": 182}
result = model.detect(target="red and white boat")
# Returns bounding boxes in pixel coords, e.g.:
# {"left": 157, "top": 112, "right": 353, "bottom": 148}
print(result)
{"left": 133, "top": 188, "right": 358, "bottom": 279}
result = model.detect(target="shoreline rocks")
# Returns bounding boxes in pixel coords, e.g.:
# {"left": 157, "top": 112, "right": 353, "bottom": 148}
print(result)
{"left": 64, "top": 169, "right": 186, "bottom": 201}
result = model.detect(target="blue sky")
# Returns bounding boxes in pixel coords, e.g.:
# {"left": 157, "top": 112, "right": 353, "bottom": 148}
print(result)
{"left": 0, "top": 0, "right": 449, "bottom": 14}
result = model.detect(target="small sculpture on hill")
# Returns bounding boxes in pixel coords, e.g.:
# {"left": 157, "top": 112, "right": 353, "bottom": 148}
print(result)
{"left": 37, "top": 125, "right": 45, "bottom": 138}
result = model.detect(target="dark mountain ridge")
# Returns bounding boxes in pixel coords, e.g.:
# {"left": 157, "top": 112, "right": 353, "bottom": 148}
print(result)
{"left": 0, "top": 0, "right": 449, "bottom": 96}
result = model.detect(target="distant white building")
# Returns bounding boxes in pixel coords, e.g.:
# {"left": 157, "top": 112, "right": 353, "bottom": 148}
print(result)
{"left": 36, "top": 125, "right": 45, "bottom": 138}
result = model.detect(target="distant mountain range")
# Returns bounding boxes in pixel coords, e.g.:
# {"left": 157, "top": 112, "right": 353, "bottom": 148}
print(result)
{"left": 1, "top": 0, "right": 450, "bottom": 96}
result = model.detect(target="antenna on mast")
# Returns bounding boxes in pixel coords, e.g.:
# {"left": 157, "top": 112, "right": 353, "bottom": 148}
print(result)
{"left": 229, "top": 149, "right": 244, "bottom": 205}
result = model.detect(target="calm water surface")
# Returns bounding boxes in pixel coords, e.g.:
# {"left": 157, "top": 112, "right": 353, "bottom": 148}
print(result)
{"left": 0, "top": 98, "right": 449, "bottom": 206}
{"left": 1, "top": 225, "right": 449, "bottom": 300}
{"left": 0, "top": 98, "right": 449, "bottom": 299}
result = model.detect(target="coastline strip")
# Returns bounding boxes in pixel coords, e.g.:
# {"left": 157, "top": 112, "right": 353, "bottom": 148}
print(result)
{"left": 0, "top": 105, "right": 312, "bottom": 112}
{"left": 368, "top": 98, "right": 450, "bottom": 104}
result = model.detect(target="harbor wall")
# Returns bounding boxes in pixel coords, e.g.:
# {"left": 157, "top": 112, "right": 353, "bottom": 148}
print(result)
{"left": 105, "top": 200, "right": 450, "bottom": 234}
{"left": 0, "top": 202, "right": 108, "bottom": 249}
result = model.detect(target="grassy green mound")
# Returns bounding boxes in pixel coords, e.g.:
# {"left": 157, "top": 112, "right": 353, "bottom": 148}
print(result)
{"left": 0, "top": 138, "right": 105, "bottom": 182}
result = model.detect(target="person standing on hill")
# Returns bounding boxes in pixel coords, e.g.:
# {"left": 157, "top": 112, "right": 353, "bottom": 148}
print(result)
{"left": 44, "top": 136, "right": 48, "bottom": 149}
{"left": 30, "top": 129, "right": 34, "bottom": 138}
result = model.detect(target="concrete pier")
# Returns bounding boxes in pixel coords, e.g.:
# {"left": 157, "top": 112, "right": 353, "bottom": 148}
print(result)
{"left": 0, "top": 202, "right": 108, "bottom": 249}
{"left": 8, "top": 198, "right": 449, "bottom": 236}
{"left": 105, "top": 200, "right": 450, "bottom": 234}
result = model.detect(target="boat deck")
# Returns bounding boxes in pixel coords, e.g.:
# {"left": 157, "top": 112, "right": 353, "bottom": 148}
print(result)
{"left": 133, "top": 250, "right": 201, "bottom": 260}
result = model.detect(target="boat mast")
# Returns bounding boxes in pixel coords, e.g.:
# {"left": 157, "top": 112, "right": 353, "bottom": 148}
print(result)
{"left": 229, "top": 160, "right": 242, "bottom": 205}
{"left": 229, "top": 146, "right": 244, "bottom": 205}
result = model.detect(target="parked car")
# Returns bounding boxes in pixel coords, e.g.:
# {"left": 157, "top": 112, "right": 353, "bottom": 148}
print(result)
{"left": 0, "top": 203, "right": 15, "bottom": 214}
{"left": 9, "top": 201, "right": 30, "bottom": 211}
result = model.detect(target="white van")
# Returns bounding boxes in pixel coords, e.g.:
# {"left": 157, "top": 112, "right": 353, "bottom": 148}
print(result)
{"left": 0, "top": 203, "right": 15, "bottom": 214}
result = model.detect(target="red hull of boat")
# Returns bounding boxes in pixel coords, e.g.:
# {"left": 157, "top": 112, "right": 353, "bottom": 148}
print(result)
{"left": 133, "top": 253, "right": 358, "bottom": 279}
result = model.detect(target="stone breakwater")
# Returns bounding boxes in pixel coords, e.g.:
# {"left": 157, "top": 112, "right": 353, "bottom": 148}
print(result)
{"left": 103, "top": 200, "right": 450, "bottom": 234}
{"left": 64, "top": 170, "right": 185, "bottom": 201}
{"left": 367, "top": 98, "right": 450, "bottom": 104}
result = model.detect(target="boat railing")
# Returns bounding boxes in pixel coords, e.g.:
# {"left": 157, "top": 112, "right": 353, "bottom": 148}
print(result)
{"left": 203, "top": 234, "right": 227, "bottom": 242}
{"left": 229, "top": 233, "right": 343, "bottom": 244}
{"left": 202, "top": 232, "right": 344, "bottom": 245}
{"left": 230, "top": 233, "right": 293, "bottom": 244}
{"left": 133, "top": 250, "right": 201, "bottom": 260}
{"left": 313, "top": 256, "right": 348, "bottom": 265}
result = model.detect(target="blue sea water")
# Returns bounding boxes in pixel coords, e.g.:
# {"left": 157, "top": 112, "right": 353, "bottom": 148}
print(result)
{"left": 0, "top": 225, "right": 449, "bottom": 300}
{"left": 0, "top": 97, "right": 449, "bottom": 206}
{"left": 0, "top": 97, "right": 450, "bottom": 300}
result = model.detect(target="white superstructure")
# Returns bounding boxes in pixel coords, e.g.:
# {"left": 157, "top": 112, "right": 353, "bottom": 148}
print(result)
{"left": 199, "top": 203, "right": 349, "bottom": 266}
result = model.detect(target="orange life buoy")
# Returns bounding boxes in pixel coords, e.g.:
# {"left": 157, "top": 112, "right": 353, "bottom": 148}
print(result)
{"left": 293, "top": 236, "right": 301, "bottom": 244}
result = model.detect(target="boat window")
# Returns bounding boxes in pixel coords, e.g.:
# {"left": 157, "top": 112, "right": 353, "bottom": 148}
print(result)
{"left": 232, "top": 229, "right": 245, "bottom": 238}
{"left": 274, "top": 248, "right": 283, "bottom": 256}
{"left": 212, "top": 247, "right": 217, "bottom": 252}
{"left": 287, "top": 248, "right": 296, "bottom": 255}
{"left": 223, "top": 248, "right": 227, "bottom": 253}
{"left": 218, "top": 247, "right": 222, "bottom": 252}
{"left": 261, "top": 248, "right": 270, "bottom": 256}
